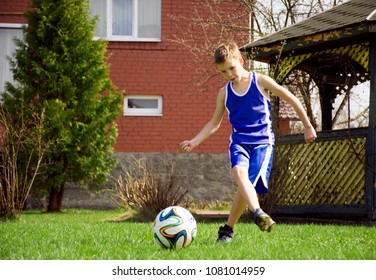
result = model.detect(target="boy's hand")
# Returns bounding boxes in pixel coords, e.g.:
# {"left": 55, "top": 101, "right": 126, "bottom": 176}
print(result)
{"left": 304, "top": 126, "right": 317, "bottom": 144}
{"left": 180, "top": 140, "right": 195, "bottom": 153}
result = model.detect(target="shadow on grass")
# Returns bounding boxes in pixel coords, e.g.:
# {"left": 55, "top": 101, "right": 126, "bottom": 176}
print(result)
{"left": 105, "top": 209, "right": 251, "bottom": 224}
{"left": 103, "top": 210, "right": 149, "bottom": 223}
{"left": 108, "top": 209, "right": 376, "bottom": 228}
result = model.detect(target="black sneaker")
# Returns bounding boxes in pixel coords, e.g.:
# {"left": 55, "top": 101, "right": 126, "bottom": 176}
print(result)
{"left": 251, "top": 208, "right": 276, "bottom": 232}
{"left": 216, "top": 225, "right": 234, "bottom": 243}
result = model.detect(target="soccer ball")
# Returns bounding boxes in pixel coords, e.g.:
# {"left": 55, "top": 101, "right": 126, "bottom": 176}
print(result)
{"left": 153, "top": 206, "right": 197, "bottom": 249}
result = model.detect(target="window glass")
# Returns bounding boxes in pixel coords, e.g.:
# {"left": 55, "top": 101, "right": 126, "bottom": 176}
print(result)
{"left": 113, "top": 0, "right": 132, "bottom": 36}
{"left": 124, "top": 95, "right": 162, "bottom": 116}
{"left": 91, "top": 0, "right": 107, "bottom": 37}
{"left": 0, "top": 26, "right": 23, "bottom": 92}
{"left": 90, "top": 0, "right": 161, "bottom": 41}
{"left": 127, "top": 98, "right": 158, "bottom": 109}
{"left": 138, "top": 0, "right": 161, "bottom": 38}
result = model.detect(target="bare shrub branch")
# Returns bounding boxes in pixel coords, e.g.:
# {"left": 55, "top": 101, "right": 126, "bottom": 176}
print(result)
{"left": 115, "top": 156, "right": 189, "bottom": 220}
{"left": 0, "top": 106, "right": 48, "bottom": 220}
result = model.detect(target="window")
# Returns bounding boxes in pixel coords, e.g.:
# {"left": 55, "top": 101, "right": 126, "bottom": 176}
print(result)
{"left": 90, "top": 0, "right": 161, "bottom": 42}
{"left": 0, "top": 24, "right": 24, "bottom": 92}
{"left": 124, "top": 95, "right": 163, "bottom": 116}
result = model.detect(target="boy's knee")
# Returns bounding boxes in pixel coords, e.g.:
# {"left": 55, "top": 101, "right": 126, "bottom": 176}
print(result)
{"left": 232, "top": 165, "right": 248, "bottom": 178}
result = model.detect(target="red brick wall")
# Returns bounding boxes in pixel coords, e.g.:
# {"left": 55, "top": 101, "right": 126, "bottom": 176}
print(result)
{"left": 110, "top": 0, "right": 233, "bottom": 153}
{"left": 0, "top": 0, "right": 232, "bottom": 153}
{"left": 0, "top": 0, "right": 29, "bottom": 23}
{"left": 278, "top": 120, "right": 292, "bottom": 136}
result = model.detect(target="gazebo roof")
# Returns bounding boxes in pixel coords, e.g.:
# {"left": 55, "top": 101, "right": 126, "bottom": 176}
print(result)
{"left": 242, "top": 0, "right": 376, "bottom": 62}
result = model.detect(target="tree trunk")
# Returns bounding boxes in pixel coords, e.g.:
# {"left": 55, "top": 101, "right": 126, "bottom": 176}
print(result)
{"left": 47, "top": 184, "right": 65, "bottom": 212}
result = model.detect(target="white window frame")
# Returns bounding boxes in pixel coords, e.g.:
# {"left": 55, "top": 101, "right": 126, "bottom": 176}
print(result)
{"left": 124, "top": 95, "right": 163, "bottom": 116}
{"left": 0, "top": 23, "right": 24, "bottom": 29}
{"left": 91, "top": 0, "right": 161, "bottom": 42}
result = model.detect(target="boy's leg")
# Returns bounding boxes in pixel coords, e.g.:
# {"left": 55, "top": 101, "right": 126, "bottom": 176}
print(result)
{"left": 217, "top": 166, "right": 259, "bottom": 243}
{"left": 230, "top": 166, "right": 275, "bottom": 232}
{"left": 232, "top": 165, "right": 275, "bottom": 231}
{"left": 232, "top": 165, "right": 260, "bottom": 212}
{"left": 217, "top": 189, "right": 245, "bottom": 243}
{"left": 226, "top": 188, "right": 247, "bottom": 228}
{"left": 217, "top": 144, "right": 275, "bottom": 242}
{"left": 247, "top": 144, "right": 275, "bottom": 232}
{"left": 217, "top": 171, "right": 247, "bottom": 243}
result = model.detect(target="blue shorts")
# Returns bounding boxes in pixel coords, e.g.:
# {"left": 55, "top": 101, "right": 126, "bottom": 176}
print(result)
{"left": 229, "top": 143, "right": 274, "bottom": 194}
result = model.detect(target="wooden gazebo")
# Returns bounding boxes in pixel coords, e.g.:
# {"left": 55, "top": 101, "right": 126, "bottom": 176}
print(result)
{"left": 242, "top": 0, "right": 376, "bottom": 221}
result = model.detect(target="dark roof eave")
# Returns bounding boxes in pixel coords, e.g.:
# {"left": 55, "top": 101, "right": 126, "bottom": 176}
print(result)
{"left": 242, "top": 22, "right": 374, "bottom": 63}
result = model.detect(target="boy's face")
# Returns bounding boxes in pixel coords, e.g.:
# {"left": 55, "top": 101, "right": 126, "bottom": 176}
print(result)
{"left": 217, "top": 57, "right": 244, "bottom": 84}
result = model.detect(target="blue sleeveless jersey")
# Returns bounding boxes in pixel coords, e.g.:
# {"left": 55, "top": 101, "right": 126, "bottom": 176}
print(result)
{"left": 225, "top": 72, "right": 274, "bottom": 145}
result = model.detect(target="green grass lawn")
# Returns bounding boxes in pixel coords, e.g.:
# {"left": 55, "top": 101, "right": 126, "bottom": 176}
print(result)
{"left": 0, "top": 209, "right": 375, "bottom": 260}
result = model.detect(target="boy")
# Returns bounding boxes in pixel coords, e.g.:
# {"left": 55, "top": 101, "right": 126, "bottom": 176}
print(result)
{"left": 180, "top": 42, "right": 317, "bottom": 243}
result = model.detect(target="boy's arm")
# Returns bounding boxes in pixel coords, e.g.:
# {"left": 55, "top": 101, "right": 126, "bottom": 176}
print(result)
{"left": 180, "top": 88, "right": 226, "bottom": 152}
{"left": 257, "top": 74, "right": 317, "bottom": 144}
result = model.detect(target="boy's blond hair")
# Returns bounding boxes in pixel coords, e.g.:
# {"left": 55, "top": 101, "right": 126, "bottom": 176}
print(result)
{"left": 214, "top": 42, "right": 242, "bottom": 64}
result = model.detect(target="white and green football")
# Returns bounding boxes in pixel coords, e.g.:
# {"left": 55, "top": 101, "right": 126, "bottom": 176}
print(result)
{"left": 153, "top": 206, "right": 197, "bottom": 249}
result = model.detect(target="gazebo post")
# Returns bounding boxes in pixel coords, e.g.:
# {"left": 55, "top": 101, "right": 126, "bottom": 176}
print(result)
{"left": 320, "top": 85, "right": 335, "bottom": 131}
{"left": 366, "top": 38, "right": 376, "bottom": 220}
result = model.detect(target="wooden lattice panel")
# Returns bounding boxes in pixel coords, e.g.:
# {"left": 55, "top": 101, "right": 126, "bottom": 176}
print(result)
{"left": 276, "top": 53, "right": 312, "bottom": 83}
{"left": 274, "top": 137, "right": 366, "bottom": 206}
{"left": 276, "top": 42, "right": 369, "bottom": 83}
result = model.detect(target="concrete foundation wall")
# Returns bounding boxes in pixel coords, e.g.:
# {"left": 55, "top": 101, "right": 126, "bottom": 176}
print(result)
{"left": 27, "top": 152, "right": 235, "bottom": 210}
